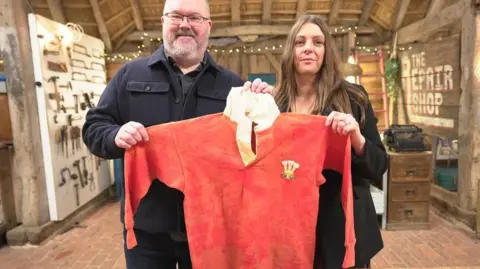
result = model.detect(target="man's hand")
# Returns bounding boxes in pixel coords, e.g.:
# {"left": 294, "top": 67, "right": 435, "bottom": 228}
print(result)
{"left": 114, "top": 121, "right": 149, "bottom": 149}
{"left": 243, "top": 78, "right": 274, "bottom": 94}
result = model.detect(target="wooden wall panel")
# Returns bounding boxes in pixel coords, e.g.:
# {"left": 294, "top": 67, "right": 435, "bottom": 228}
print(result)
{"left": 106, "top": 63, "right": 124, "bottom": 82}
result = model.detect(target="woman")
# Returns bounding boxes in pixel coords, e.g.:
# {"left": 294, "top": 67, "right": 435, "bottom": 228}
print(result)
{"left": 273, "top": 14, "right": 388, "bottom": 268}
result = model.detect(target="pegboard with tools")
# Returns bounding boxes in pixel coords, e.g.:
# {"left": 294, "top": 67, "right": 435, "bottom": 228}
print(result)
{"left": 28, "top": 14, "right": 113, "bottom": 221}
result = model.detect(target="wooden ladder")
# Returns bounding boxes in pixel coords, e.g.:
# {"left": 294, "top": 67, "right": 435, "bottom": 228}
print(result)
{"left": 354, "top": 47, "right": 390, "bottom": 132}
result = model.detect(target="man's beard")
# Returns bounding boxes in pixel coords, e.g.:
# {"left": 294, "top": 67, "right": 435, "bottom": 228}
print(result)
{"left": 166, "top": 29, "right": 202, "bottom": 61}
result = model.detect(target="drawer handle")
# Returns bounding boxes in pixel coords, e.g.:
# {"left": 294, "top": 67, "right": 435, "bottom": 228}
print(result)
{"left": 404, "top": 209, "right": 414, "bottom": 216}
{"left": 405, "top": 189, "right": 416, "bottom": 196}
{"left": 405, "top": 170, "right": 417, "bottom": 176}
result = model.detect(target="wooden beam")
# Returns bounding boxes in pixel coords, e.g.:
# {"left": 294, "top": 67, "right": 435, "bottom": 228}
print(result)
{"left": 63, "top": 3, "right": 91, "bottom": 8}
{"left": 397, "top": 0, "right": 466, "bottom": 45}
{"left": 261, "top": 0, "right": 272, "bottom": 24}
{"left": 89, "top": 0, "right": 112, "bottom": 52}
{"left": 231, "top": 0, "right": 240, "bottom": 26}
{"left": 105, "top": 7, "right": 132, "bottom": 25}
{"left": 296, "top": 0, "right": 308, "bottom": 18}
{"left": 426, "top": 0, "right": 444, "bottom": 17}
{"left": 127, "top": 25, "right": 375, "bottom": 41}
{"left": 112, "top": 20, "right": 135, "bottom": 40}
{"left": 46, "top": 0, "right": 66, "bottom": 24}
{"left": 392, "top": 0, "right": 411, "bottom": 30}
{"left": 264, "top": 52, "right": 281, "bottom": 75}
{"left": 0, "top": 0, "right": 49, "bottom": 230}
{"left": 458, "top": 0, "right": 480, "bottom": 215}
{"left": 129, "top": 0, "right": 144, "bottom": 30}
{"left": 114, "top": 26, "right": 136, "bottom": 52}
{"left": 238, "top": 35, "right": 258, "bottom": 42}
{"left": 329, "top": 0, "right": 342, "bottom": 25}
{"left": 358, "top": 0, "right": 376, "bottom": 26}
{"left": 419, "top": 0, "right": 445, "bottom": 42}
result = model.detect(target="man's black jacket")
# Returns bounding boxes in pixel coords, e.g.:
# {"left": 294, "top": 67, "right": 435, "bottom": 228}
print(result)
{"left": 82, "top": 45, "right": 244, "bottom": 234}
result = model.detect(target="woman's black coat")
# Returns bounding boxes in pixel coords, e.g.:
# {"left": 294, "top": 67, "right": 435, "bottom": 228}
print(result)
{"left": 313, "top": 82, "right": 388, "bottom": 268}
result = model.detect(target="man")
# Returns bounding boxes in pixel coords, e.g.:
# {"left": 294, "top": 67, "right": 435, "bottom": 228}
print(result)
{"left": 82, "top": 0, "right": 271, "bottom": 268}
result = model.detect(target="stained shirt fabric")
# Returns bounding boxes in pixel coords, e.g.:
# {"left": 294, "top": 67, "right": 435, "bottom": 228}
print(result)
{"left": 123, "top": 87, "right": 356, "bottom": 269}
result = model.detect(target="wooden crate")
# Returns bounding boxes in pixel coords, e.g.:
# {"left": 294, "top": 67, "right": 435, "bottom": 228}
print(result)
{"left": 386, "top": 151, "right": 432, "bottom": 230}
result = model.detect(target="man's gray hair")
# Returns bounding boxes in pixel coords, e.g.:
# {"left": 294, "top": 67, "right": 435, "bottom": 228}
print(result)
{"left": 163, "top": 0, "right": 211, "bottom": 16}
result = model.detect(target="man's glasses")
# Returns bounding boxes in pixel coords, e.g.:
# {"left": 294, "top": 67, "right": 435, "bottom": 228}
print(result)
{"left": 164, "top": 13, "right": 209, "bottom": 26}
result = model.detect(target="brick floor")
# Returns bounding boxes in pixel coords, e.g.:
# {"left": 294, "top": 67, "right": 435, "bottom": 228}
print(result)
{"left": 0, "top": 200, "right": 479, "bottom": 269}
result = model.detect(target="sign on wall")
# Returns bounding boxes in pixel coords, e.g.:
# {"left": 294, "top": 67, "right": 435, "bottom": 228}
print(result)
{"left": 247, "top": 73, "right": 276, "bottom": 86}
{"left": 399, "top": 36, "right": 461, "bottom": 138}
{"left": 28, "top": 14, "right": 112, "bottom": 221}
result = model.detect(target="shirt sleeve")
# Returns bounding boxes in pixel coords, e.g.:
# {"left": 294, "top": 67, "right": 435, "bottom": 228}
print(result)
{"left": 323, "top": 130, "right": 356, "bottom": 269}
{"left": 123, "top": 123, "right": 186, "bottom": 249}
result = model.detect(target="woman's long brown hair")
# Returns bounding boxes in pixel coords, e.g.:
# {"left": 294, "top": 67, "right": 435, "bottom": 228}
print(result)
{"left": 274, "top": 14, "right": 369, "bottom": 127}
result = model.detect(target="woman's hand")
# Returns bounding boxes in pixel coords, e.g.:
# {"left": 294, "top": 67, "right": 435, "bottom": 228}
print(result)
{"left": 243, "top": 78, "right": 274, "bottom": 95}
{"left": 325, "top": 111, "right": 366, "bottom": 156}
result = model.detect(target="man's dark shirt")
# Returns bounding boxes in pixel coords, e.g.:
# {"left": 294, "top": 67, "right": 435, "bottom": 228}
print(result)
{"left": 166, "top": 51, "right": 206, "bottom": 98}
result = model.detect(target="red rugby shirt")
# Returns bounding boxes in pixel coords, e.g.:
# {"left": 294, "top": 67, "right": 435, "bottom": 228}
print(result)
{"left": 124, "top": 113, "right": 356, "bottom": 269}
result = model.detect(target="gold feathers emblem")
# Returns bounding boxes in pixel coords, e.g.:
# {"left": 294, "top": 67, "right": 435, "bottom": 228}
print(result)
{"left": 281, "top": 160, "right": 299, "bottom": 180}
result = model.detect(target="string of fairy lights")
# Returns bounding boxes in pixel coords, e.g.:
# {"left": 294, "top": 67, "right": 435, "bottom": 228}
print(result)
{"left": 105, "top": 25, "right": 414, "bottom": 62}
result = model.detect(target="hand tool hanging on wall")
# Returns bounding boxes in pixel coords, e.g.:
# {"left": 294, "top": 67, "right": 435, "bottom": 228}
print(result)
{"left": 90, "top": 75, "right": 106, "bottom": 84}
{"left": 47, "top": 76, "right": 61, "bottom": 112}
{"left": 71, "top": 59, "right": 105, "bottom": 73}
{"left": 83, "top": 93, "right": 95, "bottom": 108}
{"left": 95, "top": 156, "right": 101, "bottom": 170}
{"left": 73, "top": 160, "right": 85, "bottom": 188}
{"left": 60, "top": 104, "right": 76, "bottom": 113}
{"left": 89, "top": 92, "right": 102, "bottom": 99}
{"left": 90, "top": 62, "right": 105, "bottom": 71}
{"left": 43, "top": 48, "right": 60, "bottom": 56}
{"left": 59, "top": 167, "right": 77, "bottom": 187}
{"left": 70, "top": 127, "right": 81, "bottom": 152}
{"left": 48, "top": 93, "right": 64, "bottom": 113}
{"left": 70, "top": 127, "right": 76, "bottom": 154}
{"left": 80, "top": 102, "right": 88, "bottom": 111}
{"left": 88, "top": 173, "right": 95, "bottom": 191}
{"left": 66, "top": 46, "right": 72, "bottom": 59}
{"left": 76, "top": 127, "right": 81, "bottom": 151}
{"left": 73, "top": 183, "right": 80, "bottom": 206}
{"left": 47, "top": 61, "right": 68, "bottom": 73}
{"left": 73, "top": 44, "right": 90, "bottom": 57}
{"left": 92, "top": 48, "right": 103, "bottom": 59}
{"left": 73, "top": 95, "right": 79, "bottom": 113}
{"left": 55, "top": 126, "right": 73, "bottom": 157}
{"left": 55, "top": 127, "right": 66, "bottom": 156}
{"left": 71, "top": 59, "right": 89, "bottom": 69}
{"left": 59, "top": 81, "right": 73, "bottom": 91}
{"left": 81, "top": 156, "right": 89, "bottom": 186}
{"left": 72, "top": 71, "right": 89, "bottom": 82}
{"left": 72, "top": 72, "right": 106, "bottom": 84}
{"left": 62, "top": 126, "right": 69, "bottom": 158}
{"left": 55, "top": 128, "right": 61, "bottom": 154}
{"left": 67, "top": 114, "right": 83, "bottom": 126}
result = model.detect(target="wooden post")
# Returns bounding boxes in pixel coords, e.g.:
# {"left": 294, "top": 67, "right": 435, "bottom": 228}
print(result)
{"left": 458, "top": 0, "right": 480, "bottom": 216}
{"left": 0, "top": 0, "right": 49, "bottom": 241}
{"left": 477, "top": 177, "right": 480, "bottom": 238}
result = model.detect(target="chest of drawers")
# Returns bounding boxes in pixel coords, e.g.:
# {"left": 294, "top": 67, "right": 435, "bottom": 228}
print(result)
{"left": 386, "top": 151, "right": 432, "bottom": 230}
